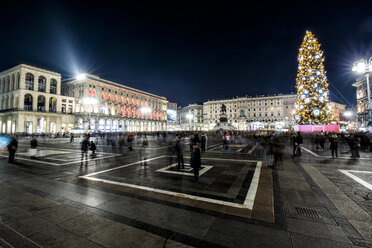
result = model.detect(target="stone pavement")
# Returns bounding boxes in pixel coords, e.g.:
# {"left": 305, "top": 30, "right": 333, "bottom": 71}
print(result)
{"left": 0, "top": 137, "right": 370, "bottom": 247}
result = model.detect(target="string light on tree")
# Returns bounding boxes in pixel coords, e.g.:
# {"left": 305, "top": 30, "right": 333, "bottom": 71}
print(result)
{"left": 294, "top": 30, "right": 332, "bottom": 124}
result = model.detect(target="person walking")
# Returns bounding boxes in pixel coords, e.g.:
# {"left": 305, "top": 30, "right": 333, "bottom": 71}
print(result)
{"left": 201, "top": 134, "right": 207, "bottom": 153}
{"left": 127, "top": 134, "right": 134, "bottom": 151}
{"left": 175, "top": 137, "right": 184, "bottom": 170}
{"left": 295, "top": 132, "right": 303, "bottom": 156}
{"left": 329, "top": 134, "right": 338, "bottom": 158}
{"left": 190, "top": 144, "right": 201, "bottom": 182}
{"left": 141, "top": 137, "right": 149, "bottom": 166}
{"left": 291, "top": 133, "right": 297, "bottom": 158}
{"left": 81, "top": 135, "right": 90, "bottom": 166}
{"left": 30, "top": 136, "right": 38, "bottom": 159}
{"left": 70, "top": 133, "right": 74, "bottom": 143}
{"left": 7, "top": 137, "right": 18, "bottom": 164}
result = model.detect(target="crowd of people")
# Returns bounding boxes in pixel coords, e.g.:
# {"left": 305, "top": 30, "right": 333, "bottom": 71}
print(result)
{"left": 2, "top": 130, "right": 372, "bottom": 175}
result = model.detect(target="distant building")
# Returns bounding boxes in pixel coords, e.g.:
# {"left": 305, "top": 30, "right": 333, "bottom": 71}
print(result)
{"left": 203, "top": 94, "right": 297, "bottom": 131}
{"left": 62, "top": 73, "right": 168, "bottom": 132}
{"left": 177, "top": 104, "right": 203, "bottom": 131}
{"left": 352, "top": 75, "right": 372, "bottom": 127}
{"left": 167, "top": 102, "right": 177, "bottom": 131}
{"left": 328, "top": 101, "right": 346, "bottom": 123}
{"left": 0, "top": 64, "right": 75, "bottom": 134}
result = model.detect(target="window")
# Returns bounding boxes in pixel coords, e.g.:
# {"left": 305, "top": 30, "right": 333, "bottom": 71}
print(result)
{"left": 37, "top": 95, "right": 46, "bottom": 112}
{"left": 25, "top": 73, "right": 34, "bottom": 90}
{"left": 61, "top": 104, "right": 66, "bottom": 113}
{"left": 50, "top": 79, "right": 57, "bottom": 94}
{"left": 68, "top": 106, "right": 73, "bottom": 114}
{"left": 38, "top": 76, "right": 46, "bottom": 92}
{"left": 24, "top": 94, "right": 33, "bottom": 111}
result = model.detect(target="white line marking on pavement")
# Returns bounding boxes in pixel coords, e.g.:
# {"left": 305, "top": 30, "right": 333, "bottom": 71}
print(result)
{"left": 302, "top": 147, "right": 320, "bottom": 157}
{"left": 339, "top": 170, "right": 372, "bottom": 191}
{"left": 82, "top": 155, "right": 166, "bottom": 177}
{"left": 244, "top": 161, "right": 262, "bottom": 208}
{"left": 79, "top": 155, "right": 262, "bottom": 210}
{"left": 156, "top": 163, "right": 213, "bottom": 177}
{"left": 248, "top": 144, "right": 258, "bottom": 154}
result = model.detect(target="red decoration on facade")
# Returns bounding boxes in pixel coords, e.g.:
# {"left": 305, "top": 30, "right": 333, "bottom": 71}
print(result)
{"left": 101, "top": 92, "right": 105, "bottom": 99}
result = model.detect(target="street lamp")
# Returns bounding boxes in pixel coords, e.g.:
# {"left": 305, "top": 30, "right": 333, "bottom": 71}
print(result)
{"left": 352, "top": 58, "right": 372, "bottom": 127}
{"left": 186, "top": 113, "right": 193, "bottom": 131}
{"left": 76, "top": 73, "right": 86, "bottom": 80}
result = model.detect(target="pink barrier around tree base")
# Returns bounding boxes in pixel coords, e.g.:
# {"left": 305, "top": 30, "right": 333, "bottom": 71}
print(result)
{"left": 297, "top": 125, "right": 340, "bottom": 133}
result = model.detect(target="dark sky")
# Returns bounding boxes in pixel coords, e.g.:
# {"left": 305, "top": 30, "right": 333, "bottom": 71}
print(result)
{"left": 2, "top": 1, "right": 372, "bottom": 107}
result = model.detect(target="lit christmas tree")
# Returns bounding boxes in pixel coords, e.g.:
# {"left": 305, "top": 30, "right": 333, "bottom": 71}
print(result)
{"left": 295, "top": 31, "right": 332, "bottom": 124}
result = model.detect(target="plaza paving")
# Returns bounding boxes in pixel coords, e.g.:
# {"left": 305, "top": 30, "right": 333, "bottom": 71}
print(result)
{"left": 0, "top": 136, "right": 371, "bottom": 247}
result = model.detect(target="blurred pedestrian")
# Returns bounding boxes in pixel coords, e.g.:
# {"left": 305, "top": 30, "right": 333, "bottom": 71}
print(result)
{"left": 201, "top": 134, "right": 207, "bottom": 153}
{"left": 7, "top": 136, "right": 18, "bottom": 164}
{"left": 30, "top": 136, "right": 38, "bottom": 159}
{"left": 329, "top": 134, "right": 338, "bottom": 158}
{"left": 175, "top": 137, "right": 184, "bottom": 170}
{"left": 141, "top": 137, "right": 149, "bottom": 166}
{"left": 81, "top": 135, "right": 90, "bottom": 166}
{"left": 295, "top": 132, "right": 303, "bottom": 156}
{"left": 127, "top": 134, "right": 134, "bottom": 151}
{"left": 191, "top": 144, "right": 201, "bottom": 182}
{"left": 90, "top": 140, "right": 97, "bottom": 155}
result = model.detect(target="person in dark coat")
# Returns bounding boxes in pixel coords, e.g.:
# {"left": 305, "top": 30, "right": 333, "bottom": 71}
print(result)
{"left": 201, "top": 134, "right": 207, "bottom": 153}
{"left": 90, "top": 140, "right": 97, "bottom": 155}
{"left": 30, "top": 136, "right": 38, "bottom": 159}
{"left": 81, "top": 135, "right": 90, "bottom": 166}
{"left": 175, "top": 137, "right": 184, "bottom": 170}
{"left": 295, "top": 132, "right": 303, "bottom": 156}
{"left": 7, "top": 137, "right": 18, "bottom": 164}
{"left": 191, "top": 145, "right": 201, "bottom": 182}
{"left": 329, "top": 134, "right": 338, "bottom": 158}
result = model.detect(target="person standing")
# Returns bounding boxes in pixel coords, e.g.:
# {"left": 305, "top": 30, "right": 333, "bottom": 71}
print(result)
{"left": 175, "top": 137, "right": 184, "bottom": 170}
{"left": 30, "top": 136, "right": 38, "bottom": 159}
{"left": 127, "top": 134, "right": 134, "bottom": 151}
{"left": 201, "top": 134, "right": 207, "bottom": 153}
{"left": 191, "top": 144, "right": 201, "bottom": 182}
{"left": 329, "top": 134, "right": 338, "bottom": 158}
{"left": 295, "top": 132, "right": 303, "bottom": 156}
{"left": 141, "top": 137, "right": 149, "bottom": 166}
{"left": 70, "top": 133, "right": 74, "bottom": 143}
{"left": 7, "top": 137, "right": 18, "bottom": 164}
{"left": 291, "top": 133, "right": 297, "bottom": 158}
{"left": 81, "top": 135, "right": 90, "bottom": 166}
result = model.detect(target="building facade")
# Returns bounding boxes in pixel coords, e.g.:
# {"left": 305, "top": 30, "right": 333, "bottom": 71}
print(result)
{"left": 0, "top": 64, "right": 75, "bottom": 134}
{"left": 352, "top": 75, "right": 372, "bottom": 127}
{"left": 203, "top": 94, "right": 297, "bottom": 131}
{"left": 166, "top": 102, "right": 177, "bottom": 131}
{"left": 61, "top": 74, "right": 168, "bottom": 132}
{"left": 328, "top": 101, "right": 346, "bottom": 123}
{"left": 177, "top": 104, "right": 203, "bottom": 130}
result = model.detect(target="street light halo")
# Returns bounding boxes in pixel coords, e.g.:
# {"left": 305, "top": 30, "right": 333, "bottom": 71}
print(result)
{"left": 76, "top": 73, "right": 86, "bottom": 80}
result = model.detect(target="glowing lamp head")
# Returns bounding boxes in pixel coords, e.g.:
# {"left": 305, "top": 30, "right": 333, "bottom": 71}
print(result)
{"left": 356, "top": 61, "right": 366, "bottom": 73}
{"left": 141, "top": 107, "right": 151, "bottom": 114}
{"left": 186, "top": 113, "right": 194, "bottom": 120}
{"left": 82, "top": 97, "right": 98, "bottom": 105}
{"left": 76, "top": 73, "right": 86, "bottom": 80}
{"left": 343, "top": 111, "right": 353, "bottom": 117}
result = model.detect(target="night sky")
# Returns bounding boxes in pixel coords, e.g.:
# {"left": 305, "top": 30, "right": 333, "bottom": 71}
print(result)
{"left": 2, "top": 1, "right": 372, "bottom": 107}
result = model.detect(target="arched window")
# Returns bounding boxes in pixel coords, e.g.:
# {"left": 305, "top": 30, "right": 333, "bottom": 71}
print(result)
{"left": 49, "top": 97, "right": 57, "bottom": 113}
{"left": 0, "top": 78, "right": 3, "bottom": 93}
{"left": 25, "top": 73, "right": 34, "bottom": 90}
{"left": 24, "top": 94, "right": 33, "bottom": 111}
{"left": 11, "top": 74, "right": 15, "bottom": 91}
{"left": 38, "top": 76, "right": 46, "bottom": 92}
{"left": 6, "top": 76, "right": 10, "bottom": 92}
{"left": 50, "top": 79, "right": 57, "bottom": 94}
{"left": 17, "top": 73, "right": 20, "bottom": 90}
{"left": 9, "top": 95, "right": 14, "bottom": 109}
{"left": 37, "top": 95, "right": 46, "bottom": 112}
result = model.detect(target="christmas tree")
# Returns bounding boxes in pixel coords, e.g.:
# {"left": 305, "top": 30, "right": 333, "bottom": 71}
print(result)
{"left": 295, "top": 31, "right": 331, "bottom": 124}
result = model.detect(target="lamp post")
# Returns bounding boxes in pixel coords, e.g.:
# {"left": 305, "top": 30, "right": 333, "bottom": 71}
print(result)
{"left": 186, "top": 113, "right": 194, "bottom": 131}
{"left": 352, "top": 58, "right": 372, "bottom": 127}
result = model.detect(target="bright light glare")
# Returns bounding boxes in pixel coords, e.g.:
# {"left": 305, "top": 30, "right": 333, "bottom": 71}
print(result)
{"left": 76, "top": 73, "right": 86, "bottom": 80}
{"left": 186, "top": 113, "right": 194, "bottom": 120}
{"left": 357, "top": 61, "right": 366, "bottom": 73}
{"left": 82, "top": 97, "right": 98, "bottom": 105}
{"left": 141, "top": 107, "right": 151, "bottom": 114}
{"left": 343, "top": 111, "right": 353, "bottom": 117}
